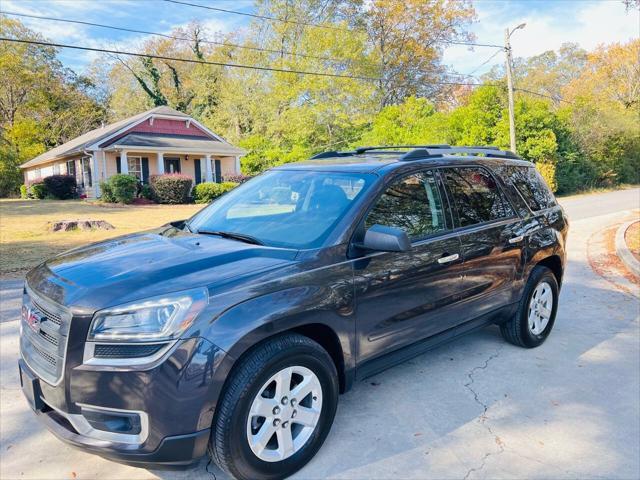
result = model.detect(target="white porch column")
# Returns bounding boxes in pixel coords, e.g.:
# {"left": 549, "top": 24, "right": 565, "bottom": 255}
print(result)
{"left": 120, "top": 150, "right": 129, "bottom": 174}
{"left": 90, "top": 151, "right": 100, "bottom": 197}
{"left": 234, "top": 155, "right": 241, "bottom": 174}
{"left": 205, "top": 154, "right": 213, "bottom": 182}
{"left": 101, "top": 151, "right": 107, "bottom": 182}
{"left": 157, "top": 152, "right": 165, "bottom": 174}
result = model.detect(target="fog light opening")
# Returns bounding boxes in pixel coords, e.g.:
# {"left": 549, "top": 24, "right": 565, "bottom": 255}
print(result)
{"left": 81, "top": 407, "right": 142, "bottom": 435}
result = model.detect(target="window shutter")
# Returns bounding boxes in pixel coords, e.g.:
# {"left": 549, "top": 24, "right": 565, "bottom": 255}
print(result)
{"left": 116, "top": 156, "right": 121, "bottom": 174}
{"left": 194, "top": 158, "right": 201, "bottom": 184}
{"left": 214, "top": 159, "right": 222, "bottom": 183}
{"left": 141, "top": 157, "right": 149, "bottom": 183}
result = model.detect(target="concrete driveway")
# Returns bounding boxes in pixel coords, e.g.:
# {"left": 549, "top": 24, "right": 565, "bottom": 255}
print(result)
{"left": 1, "top": 189, "right": 639, "bottom": 479}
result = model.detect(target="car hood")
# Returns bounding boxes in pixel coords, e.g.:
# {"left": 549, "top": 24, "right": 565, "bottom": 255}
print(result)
{"left": 26, "top": 226, "right": 298, "bottom": 310}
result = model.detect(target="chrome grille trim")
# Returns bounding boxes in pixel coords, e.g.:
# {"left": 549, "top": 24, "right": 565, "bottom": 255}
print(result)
{"left": 31, "top": 298, "right": 62, "bottom": 325}
{"left": 20, "top": 286, "right": 71, "bottom": 386}
{"left": 39, "top": 329, "right": 59, "bottom": 347}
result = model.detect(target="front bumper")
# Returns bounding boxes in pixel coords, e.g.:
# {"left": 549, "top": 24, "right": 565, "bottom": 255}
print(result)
{"left": 35, "top": 401, "right": 210, "bottom": 467}
{"left": 19, "top": 330, "right": 228, "bottom": 467}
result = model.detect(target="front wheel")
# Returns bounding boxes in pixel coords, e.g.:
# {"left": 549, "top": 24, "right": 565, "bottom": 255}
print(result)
{"left": 501, "top": 265, "right": 559, "bottom": 348}
{"left": 209, "top": 333, "right": 339, "bottom": 480}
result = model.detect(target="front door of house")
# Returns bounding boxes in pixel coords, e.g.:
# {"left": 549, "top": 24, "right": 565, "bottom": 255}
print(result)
{"left": 164, "top": 157, "right": 181, "bottom": 174}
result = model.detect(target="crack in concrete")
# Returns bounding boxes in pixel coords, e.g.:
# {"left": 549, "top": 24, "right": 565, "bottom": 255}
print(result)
{"left": 462, "top": 347, "right": 504, "bottom": 480}
{"left": 205, "top": 458, "right": 217, "bottom": 479}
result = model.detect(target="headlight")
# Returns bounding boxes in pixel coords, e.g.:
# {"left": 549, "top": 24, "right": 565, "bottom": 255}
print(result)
{"left": 88, "top": 288, "right": 208, "bottom": 342}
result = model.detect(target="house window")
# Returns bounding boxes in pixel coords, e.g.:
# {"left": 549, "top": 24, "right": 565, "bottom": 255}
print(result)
{"left": 164, "top": 157, "right": 181, "bottom": 174}
{"left": 52, "top": 164, "right": 60, "bottom": 175}
{"left": 128, "top": 156, "right": 143, "bottom": 181}
{"left": 66, "top": 160, "right": 76, "bottom": 177}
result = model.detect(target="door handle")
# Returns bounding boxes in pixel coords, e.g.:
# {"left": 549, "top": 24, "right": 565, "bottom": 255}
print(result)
{"left": 508, "top": 235, "right": 524, "bottom": 244}
{"left": 438, "top": 253, "right": 460, "bottom": 264}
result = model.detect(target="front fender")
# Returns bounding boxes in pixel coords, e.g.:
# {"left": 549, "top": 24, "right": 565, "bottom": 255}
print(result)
{"left": 196, "top": 260, "right": 356, "bottom": 426}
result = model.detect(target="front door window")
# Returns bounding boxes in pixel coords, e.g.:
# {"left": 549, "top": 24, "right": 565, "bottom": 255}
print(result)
{"left": 365, "top": 170, "right": 447, "bottom": 241}
{"left": 164, "top": 158, "right": 181, "bottom": 174}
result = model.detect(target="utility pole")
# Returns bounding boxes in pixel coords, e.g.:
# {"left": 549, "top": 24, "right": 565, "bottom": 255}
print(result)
{"left": 504, "top": 24, "right": 525, "bottom": 154}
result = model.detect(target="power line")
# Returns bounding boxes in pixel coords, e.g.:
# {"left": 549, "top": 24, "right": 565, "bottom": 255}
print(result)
{"left": 0, "top": 11, "right": 343, "bottom": 63}
{"left": 443, "top": 40, "right": 504, "bottom": 49}
{"left": 164, "top": 0, "right": 505, "bottom": 49}
{"left": 514, "top": 87, "right": 574, "bottom": 105}
{"left": 465, "top": 48, "right": 504, "bottom": 76}
{"left": 0, "top": 37, "right": 497, "bottom": 88}
{"left": 163, "top": 0, "right": 348, "bottom": 32}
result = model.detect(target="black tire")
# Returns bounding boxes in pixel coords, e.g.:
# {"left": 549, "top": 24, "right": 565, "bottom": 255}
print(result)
{"left": 500, "top": 265, "right": 559, "bottom": 348}
{"left": 209, "top": 333, "right": 339, "bottom": 480}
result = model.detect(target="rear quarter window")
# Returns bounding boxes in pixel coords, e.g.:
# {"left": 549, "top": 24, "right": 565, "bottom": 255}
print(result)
{"left": 501, "top": 166, "right": 557, "bottom": 212}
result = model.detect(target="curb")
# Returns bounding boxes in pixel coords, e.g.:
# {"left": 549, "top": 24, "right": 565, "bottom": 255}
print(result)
{"left": 615, "top": 220, "right": 640, "bottom": 278}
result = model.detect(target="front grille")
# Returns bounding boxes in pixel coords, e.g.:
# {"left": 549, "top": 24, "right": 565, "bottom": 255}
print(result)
{"left": 20, "top": 288, "right": 71, "bottom": 385}
{"left": 31, "top": 342, "right": 57, "bottom": 366}
{"left": 31, "top": 298, "right": 62, "bottom": 326}
{"left": 39, "top": 329, "right": 59, "bottom": 347}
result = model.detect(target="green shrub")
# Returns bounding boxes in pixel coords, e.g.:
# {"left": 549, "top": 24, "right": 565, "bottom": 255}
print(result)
{"left": 100, "top": 181, "right": 115, "bottom": 203}
{"left": 150, "top": 174, "right": 193, "bottom": 204}
{"left": 100, "top": 174, "right": 137, "bottom": 204}
{"left": 140, "top": 184, "right": 153, "bottom": 200}
{"left": 192, "top": 181, "right": 238, "bottom": 203}
{"left": 43, "top": 174, "right": 77, "bottom": 199}
{"left": 20, "top": 184, "right": 28, "bottom": 199}
{"left": 30, "top": 182, "right": 47, "bottom": 199}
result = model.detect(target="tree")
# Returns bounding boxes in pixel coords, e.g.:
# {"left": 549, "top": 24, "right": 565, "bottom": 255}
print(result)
{"left": 0, "top": 18, "right": 106, "bottom": 196}
{"left": 344, "top": 0, "right": 476, "bottom": 108}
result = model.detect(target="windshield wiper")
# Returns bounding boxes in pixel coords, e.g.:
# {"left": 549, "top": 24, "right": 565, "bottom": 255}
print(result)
{"left": 197, "top": 229, "right": 264, "bottom": 245}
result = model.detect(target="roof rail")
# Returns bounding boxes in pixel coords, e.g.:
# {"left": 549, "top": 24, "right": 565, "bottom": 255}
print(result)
{"left": 399, "top": 146, "right": 521, "bottom": 161}
{"left": 310, "top": 151, "right": 348, "bottom": 159}
{"left": 354, "top": 145, "right": 451, "bottom": 154}
{"left": 310, "top": 145, "right": 451, "bottom": 159}
{"left": 310, "top": 145, "right": 521, "bottom": 161}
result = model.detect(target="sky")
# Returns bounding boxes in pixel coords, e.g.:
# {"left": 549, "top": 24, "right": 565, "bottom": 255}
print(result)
{"left": 1, "top": 0, "right": 638, "bottom": 78}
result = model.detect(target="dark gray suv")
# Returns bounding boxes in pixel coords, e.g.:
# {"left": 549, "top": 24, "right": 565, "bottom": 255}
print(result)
{"left": 19, "top": 146, "right": 568, "bottom": 480}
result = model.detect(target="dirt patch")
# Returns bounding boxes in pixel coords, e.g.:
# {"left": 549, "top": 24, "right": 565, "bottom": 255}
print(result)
{"left": 624, "top": 221, "right": 640, "bottom": 262}
{"left": 588, "top": 220, "right": 639, "bottom": 297}
{"left": 49, "top": 220, "right": 115, "bottom": 232}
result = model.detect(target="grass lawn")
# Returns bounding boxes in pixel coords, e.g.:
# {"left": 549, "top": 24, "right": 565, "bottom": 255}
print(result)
{"left": 0, "top": 199, "right": 203, "bottom": 277}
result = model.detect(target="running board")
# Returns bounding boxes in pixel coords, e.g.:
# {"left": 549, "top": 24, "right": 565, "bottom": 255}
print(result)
{"left": 355, "top": 306, "right": 513, "bottom": 381}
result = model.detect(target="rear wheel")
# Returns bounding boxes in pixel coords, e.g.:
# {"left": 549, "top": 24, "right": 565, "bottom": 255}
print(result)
{"left": 501, "top": 265, "right": 559, "bottom": 348}
{"left": 209, "top": 333, "right": 338, "bottom": 480}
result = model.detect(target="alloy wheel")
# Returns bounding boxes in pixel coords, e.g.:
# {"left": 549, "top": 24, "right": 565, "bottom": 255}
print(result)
{"left": 528, "top": 281, "right": 553, "bottom": 335}
{"left": 246, "top": 366, "right": 323, "bottom": 462}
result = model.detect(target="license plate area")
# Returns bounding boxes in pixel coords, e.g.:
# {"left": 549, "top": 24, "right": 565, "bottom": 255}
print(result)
{"left": 19, "top": 361, "right": 44, "bottom": 411}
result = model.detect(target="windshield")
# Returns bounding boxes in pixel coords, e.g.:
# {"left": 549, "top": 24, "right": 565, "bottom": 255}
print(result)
{"left": 187, "top": 170, "right": 375, "bottom": 249}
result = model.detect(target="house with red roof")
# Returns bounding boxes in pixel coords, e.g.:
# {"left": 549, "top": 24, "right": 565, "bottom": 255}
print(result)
{"left": 20, "top": 106, "right": 245, "bottom": 198}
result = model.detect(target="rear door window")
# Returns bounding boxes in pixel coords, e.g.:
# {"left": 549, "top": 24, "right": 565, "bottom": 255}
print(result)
{"left": 365, "top": 170, "right": 447, "bottom": 240}
{"left": 501, "top": 166, "right": 557, "bottom": 211}
{"left": 442, "top": 167, "right": 515, "bottom": 227}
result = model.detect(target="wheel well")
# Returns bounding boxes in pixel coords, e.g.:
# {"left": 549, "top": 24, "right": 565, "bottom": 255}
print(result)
{"left": 291, "top": 323, "right": 346, "bottom": 394}
{"left": 536, "top": 255, "right": 563, "bottom": 286}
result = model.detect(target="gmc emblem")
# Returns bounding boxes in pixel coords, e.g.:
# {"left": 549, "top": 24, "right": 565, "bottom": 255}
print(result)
{"left": 22, "top": 306, "right": 41, "bottom": 333}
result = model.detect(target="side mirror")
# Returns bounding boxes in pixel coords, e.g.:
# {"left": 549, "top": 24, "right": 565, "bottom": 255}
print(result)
{"left": 361, "top": 224, "right": 411, "bottom": 252}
